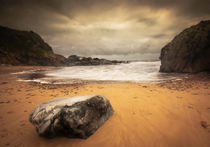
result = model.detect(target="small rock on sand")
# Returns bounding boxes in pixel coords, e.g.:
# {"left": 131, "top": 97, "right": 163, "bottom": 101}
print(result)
{"left": 1, "top": 82, "right": 8, "bottom": 84}
{"left": 200, "top": 121, "right": 208, "bottom": 128}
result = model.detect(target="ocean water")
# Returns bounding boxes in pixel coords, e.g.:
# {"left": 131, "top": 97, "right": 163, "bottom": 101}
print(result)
{"left": 15, "top": 61, "right": 186, "bottom": 84}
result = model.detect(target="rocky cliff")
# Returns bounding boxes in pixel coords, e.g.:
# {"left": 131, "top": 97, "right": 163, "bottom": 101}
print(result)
{"left": 160, "top": 20, "right": 210, "bottom": 73}
{"left": 0, "top": 26, "right": 66, "bottom": 66}
{"left": 0, "top": 26, "right": 127, "bottom": 66}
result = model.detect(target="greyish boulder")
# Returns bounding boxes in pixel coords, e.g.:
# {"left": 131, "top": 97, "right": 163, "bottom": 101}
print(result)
{"left": 29, "top": 95, "right": 114, "bottom": 139}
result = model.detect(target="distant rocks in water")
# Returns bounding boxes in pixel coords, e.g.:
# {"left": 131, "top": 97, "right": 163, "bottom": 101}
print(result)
{"left": 65, "top": 55, "right": 127, "bottom": 66}
{"left": 160, "top": 20, "right": 210, "bottom": 73}
{"left": 0, "top": 26, "right": 66, "bottom": 66}
{"left": 29, "top": 95, "right": 114, "bottom": 139}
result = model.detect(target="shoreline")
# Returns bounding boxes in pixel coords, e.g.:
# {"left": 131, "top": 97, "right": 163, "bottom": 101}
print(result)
{"left": 0, "top": 66, "right": 210, "bottom": 147}
{"left": 11, "top": 64, "right": 191, "bottom": 85}
{"left": 13, "top": 65, "right": 210, "bottom": 86}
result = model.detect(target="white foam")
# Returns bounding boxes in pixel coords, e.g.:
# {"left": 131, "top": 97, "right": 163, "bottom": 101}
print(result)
{"left": 46, "top": 61, "right": 174, "bottom": 82}
{"left": 16, "top": 61, "right": 186, "bottom": 84}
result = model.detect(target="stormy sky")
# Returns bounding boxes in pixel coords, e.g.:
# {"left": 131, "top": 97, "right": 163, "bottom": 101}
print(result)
{"left": 0, "top": 0, "right": 210, "bottom": 60}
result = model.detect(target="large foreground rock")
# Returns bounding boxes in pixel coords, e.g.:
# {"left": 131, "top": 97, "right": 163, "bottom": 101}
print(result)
{"left": 29, "top": 95, "right": 114, "bottom": 139}
{"left": 160, "top": 20, "right": 210, "bottom": 73}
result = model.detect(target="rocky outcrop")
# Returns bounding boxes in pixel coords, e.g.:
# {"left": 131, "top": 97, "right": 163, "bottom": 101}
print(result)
{"left": 160, "top": 20, "right": 210, "bottom": 73}
{"left": 29, "top": 95, "right": 114, "bottom": 139}
{"left": 65, "top": 55, "right": 127, "bottom": 66}
{"left": 0, "top": 26, "right": 66, "bottom": 66}
{"left": 0, "top": 26, "right": 127, "bottom": 66}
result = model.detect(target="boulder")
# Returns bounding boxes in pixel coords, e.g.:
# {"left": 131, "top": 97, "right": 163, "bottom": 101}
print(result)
{"left": 29, "top": 95, "right": 114, "bottom": 139}
{"left": 160, "top": 20, "right": 210, "bottom": 73}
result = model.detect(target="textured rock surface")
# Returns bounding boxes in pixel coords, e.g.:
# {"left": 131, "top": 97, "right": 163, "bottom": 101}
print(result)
{"left": 0, "top": 25, "right": 66, "bottom": 66}
{"left": 29, "top": 95, "right": 114, "bottom": 139}
{"left": 65, "top": 55, "right": 127, "bottom": 66}
{"left": 160, "top": 20, "right": 210, "bottom": 73}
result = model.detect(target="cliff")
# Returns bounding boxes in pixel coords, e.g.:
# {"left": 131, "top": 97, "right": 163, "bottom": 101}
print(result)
{"left": 0, "top": 26, "right": 127, "bottom": 66}
{"left": 0, "top": 26, "right": 66, "bottom": 66}
{"left": 160, "top": 20, "right": 210, "bottom": 73}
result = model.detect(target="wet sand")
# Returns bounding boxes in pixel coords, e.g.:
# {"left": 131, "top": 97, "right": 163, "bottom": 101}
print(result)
{"left": 0, "top": 66, "right": 210, "bottom": 147}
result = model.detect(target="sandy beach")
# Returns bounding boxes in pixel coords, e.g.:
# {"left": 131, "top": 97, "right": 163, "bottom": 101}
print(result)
{"left": 0, "top": 66, "right": 210, "bottom": 147}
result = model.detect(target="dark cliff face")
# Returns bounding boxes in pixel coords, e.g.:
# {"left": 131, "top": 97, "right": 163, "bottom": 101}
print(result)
{"left": 0, "top": 26, "right": 66, "bottom": 66}
{"left": 160, "top": 20, "right": 210, "bottom": 73}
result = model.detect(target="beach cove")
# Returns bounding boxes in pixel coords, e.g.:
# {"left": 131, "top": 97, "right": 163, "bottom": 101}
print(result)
{"left": 0, "top": 66, "right": 210, "bottom": 147}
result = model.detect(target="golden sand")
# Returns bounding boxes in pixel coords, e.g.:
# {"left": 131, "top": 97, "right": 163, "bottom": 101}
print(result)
{"left": 0, "top": 66, "right": 210, "bottom": 147}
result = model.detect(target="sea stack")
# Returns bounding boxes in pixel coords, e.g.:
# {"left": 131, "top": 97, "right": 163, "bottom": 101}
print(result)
{"left": 160, "top": 20, "right": 210, "bottom": 73}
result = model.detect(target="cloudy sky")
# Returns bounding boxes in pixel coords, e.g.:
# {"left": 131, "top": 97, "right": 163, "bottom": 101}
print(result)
{"left": 0, "top": 0, "right": 210, "bottom": 60}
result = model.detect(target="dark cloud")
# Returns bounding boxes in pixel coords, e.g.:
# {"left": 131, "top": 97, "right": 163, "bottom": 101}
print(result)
{"left": 126, "top": 0, "right": 210, "bottom": 17}
{"left": 138, "top": 18, "right": 158, "bottom": 26}
{"left": 1, "top": 0, "right": 210, "bottom": 17}
{"left": 0, "top": 0, "right": 210, "bottom": 60}
{"left": 152, "top": 34, "right": 168, "bottom": 38}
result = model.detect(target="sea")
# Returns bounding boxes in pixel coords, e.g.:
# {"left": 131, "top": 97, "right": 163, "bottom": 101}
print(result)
{"left": 15, "top": 61, "right": 187, "bottom": 84}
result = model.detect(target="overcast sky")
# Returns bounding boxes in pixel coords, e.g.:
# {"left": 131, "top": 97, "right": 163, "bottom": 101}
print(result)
{"left": 0, "top": 0, "right": 210, "bottom": 60}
